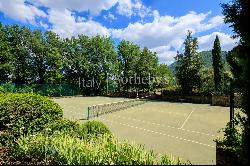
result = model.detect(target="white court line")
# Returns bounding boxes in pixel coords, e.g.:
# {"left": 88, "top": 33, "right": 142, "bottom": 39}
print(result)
{"left": 99, "top": 118, "right": 215, "bottom": 148}
{"left": 179, "top": 110, "right": 194, "bottom": 129}
{"left": 138, "top": 103, "right": 189, "bottom": 115}
{"left": 140, "top": 109, "right": 186, "bottom": 116}
{"left": 108, "top": 114, "right": 215, "bottom": 137}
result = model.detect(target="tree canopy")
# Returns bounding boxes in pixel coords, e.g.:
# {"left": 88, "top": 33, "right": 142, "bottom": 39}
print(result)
{"left": 0, "top": 23, "right": 174, "bottom": 95}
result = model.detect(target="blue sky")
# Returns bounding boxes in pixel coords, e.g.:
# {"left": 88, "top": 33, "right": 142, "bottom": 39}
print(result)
{"left": 0, "top": 0, "right": 238, "bottom": 64}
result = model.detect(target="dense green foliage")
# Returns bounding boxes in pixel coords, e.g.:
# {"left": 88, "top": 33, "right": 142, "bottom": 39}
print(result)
{"left": 42, "top": 119, "right": 111, "bottom": 140}
{"left": 170, "top": 45, "right": 231, "bottom": 94}
{"left": 175, "top": 31, "right": 204, "bottom": 94}
{"left": 0, "top": 23, "right": 12, "bottom": 82}
{"left": 10, "top": 132, "right": 188, "bottom": 165}
{"left": 215, "top": 122, "right": 242, "bottom": 149}
{"left": 155, "top": 64, "right": 175, "bottom": 91}
{"left": 212, "top": 35, "right": 224, "bottom": 92}
{"left": 199, "top": 50, "right": 231, "bottom": 94}
{"left": 0, "top": 93, "right": 63, "bottom": 144}
{"left": 0, "top": 83, "right": 81, "bottom": 96}
{"left": 0, "top": 23, "right": 173, "bottom": 96}
{"left": 221, "top": 0, "right": 249, "bottom": 164}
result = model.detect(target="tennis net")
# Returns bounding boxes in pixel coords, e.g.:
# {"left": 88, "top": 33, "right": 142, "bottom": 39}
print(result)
{"left": 87, "top": 99, "right": 147, "bottom": 119}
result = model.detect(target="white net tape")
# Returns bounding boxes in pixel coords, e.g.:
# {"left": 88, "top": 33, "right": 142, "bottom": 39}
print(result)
{"left": 87, "top": 99, "right": 147, "bottom": 119}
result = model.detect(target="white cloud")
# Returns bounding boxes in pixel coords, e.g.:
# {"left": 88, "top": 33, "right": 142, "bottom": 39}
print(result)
{"left": 152, "top": 10, "right": 160, "bottom": 21}
{"left": 116, "top": 0, "right": 151, "bottom": 18}
{"left": 112, "top": 11, "right": 230, "bottom": 64}
{"left": 112, "top": 11, "right": 217, "bottom": 49}
{"left": 0, "top": 0, "right": 46, "bottom": 24}
{"left": 198, "top": 32, "right": 239, "bottom": 51}
{"left": 198, "top": 15, "right": 224, "bottom": 31}
{"left": 30, "top": 0, "right": 118, "bottom": 15}
{"left": 0, "top": 0, "right": 113, "bottom": 38}
{"left": 48, "top": 9, "right": 110, "bottom": 38}
{"left": 104, "top": 12, "right": 116, "bottom": 21}
{"left": 150, "top": 46, "right": 176, "bottom": 65}
{"left": 39, "top": 21, "right": 48, "bottom": 29}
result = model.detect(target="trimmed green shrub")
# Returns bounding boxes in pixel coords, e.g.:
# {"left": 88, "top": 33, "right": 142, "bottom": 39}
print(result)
{"left": 42, "top": 119, "right": 111, "bottom": 139}
{"left": 10, "top": 132, "right": 189, "bottom": 165}
{"left": 43, "top": 119, "right": 82, "bottom": 135}
{"left": 0, "top": 93, "right": 63, "bottom": 144}
{"left": 84, "top": 120, "right": 111, "bottom": 137}
{"left": 0, "top": 86, "right": 5, "bottom": 93}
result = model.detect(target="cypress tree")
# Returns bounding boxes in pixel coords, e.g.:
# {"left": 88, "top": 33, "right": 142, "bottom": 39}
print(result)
{"left": 212, "top": 35, "right": 223, "bottom": 92}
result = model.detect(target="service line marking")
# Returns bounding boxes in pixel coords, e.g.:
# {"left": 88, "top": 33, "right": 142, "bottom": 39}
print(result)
{"left": 179, "top": 110, "right": 194, "bottom": 129}
{"left": 108, "top": 114, "right": 215, "bottom": 137}
{"left": 99, "top": 117, "right": 215, "bottom": 148}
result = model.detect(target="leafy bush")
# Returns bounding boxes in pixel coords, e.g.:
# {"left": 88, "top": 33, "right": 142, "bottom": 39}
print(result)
{"left": 0, "top": 86, "right": 5, "bottom": 93}
{"left": 42, "top": 119, "right": 111, "bottom": 139}
{"left": 10, "top": 132, "right": 188, "bottom": 165}
{"left": 84, "top": 121, "right": 111, "bottom": 137}
{"left": 43, "top": 119, "right": 82, "bottom": 135}
{"left": 0, "top": 93, "right": 63, "bottom": 144}
{"left": 215, "top": 122, "right": 242, "bottom": 156}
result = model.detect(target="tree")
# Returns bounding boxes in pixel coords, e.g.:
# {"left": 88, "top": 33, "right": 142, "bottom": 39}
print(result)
{"left": 61, "top": 36, "right": 86, "bottom": 86}
{"left": 86, "top": 35, "right": 119, "bottom": 95}
{"left": 154, "top": 64, "right": 174, "bottom": 91}
{"left": 136, "top": 47, "right": 158, "bottom": 92}
{"left": 117, "top": 40, "right": 140, "bottom": 92}
{"left": 212, "top": 35, "right": 224, "bottom": 92}
{"left": 43, "top": 31, "right": 63, "bottom": 84}
{"left": 175, "top": 31, "right": 203, "bottom": 94}
{"left": 28, "top": 30, "right": 63, "bottom": 84}
{"left": 0, "top": 22, "right": 169, "bottom": 96}
{"left": 222, "top": 0, "right": 249, "bottom": 164}
{"left": 6, "top": 25, "right": 32, "bottom": 84}
{"left": 28, "top": 29, "right": 47, "bottom": 84}
{"left": 0, "top": 23, "right": 13, "bottom": 83}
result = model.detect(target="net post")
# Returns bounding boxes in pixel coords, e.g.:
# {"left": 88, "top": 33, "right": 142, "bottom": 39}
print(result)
{"left": 97, "top": 105, "right": 99, "bottom": 117}
{"left": 87, "top": 107, "right": 90, "bottom": 120}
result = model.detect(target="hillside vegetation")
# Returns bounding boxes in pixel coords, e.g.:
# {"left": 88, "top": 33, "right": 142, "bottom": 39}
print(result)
{"left": 169, "top": 51, "right": 228, "bottom": 73}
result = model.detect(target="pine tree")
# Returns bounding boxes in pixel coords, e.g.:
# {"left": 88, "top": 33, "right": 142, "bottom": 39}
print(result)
{"left": 175, "top": 31, "right": 203, "bottom": 94}
{"left": 212, "top": 35, "right": 223, "bottom": 93}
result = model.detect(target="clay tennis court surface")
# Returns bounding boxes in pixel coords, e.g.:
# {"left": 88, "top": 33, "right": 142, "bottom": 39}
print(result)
{"left": 53, "top": 96, "right": 230, "bottom": 165}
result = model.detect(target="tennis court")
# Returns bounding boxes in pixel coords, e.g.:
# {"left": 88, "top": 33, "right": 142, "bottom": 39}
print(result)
{"left": 53, "top": 96, "right": 230, "bottom": 165}
{"left": 53, "top": 96, "right": 128, "bottom": 120}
